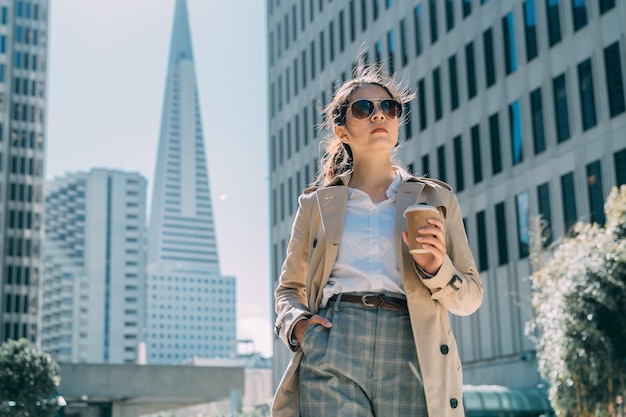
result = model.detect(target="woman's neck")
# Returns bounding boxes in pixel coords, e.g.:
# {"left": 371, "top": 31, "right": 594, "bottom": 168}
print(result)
{"left": 348, "top": 159, "right": 397, "bottom": 203}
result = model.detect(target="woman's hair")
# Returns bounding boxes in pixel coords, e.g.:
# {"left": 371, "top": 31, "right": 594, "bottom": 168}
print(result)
{"left": 313, "top": 55, "right": 415, "bottom": 186}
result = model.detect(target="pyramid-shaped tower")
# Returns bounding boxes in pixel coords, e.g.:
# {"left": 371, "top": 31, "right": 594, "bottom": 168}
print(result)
{"left": 146, "top": 0, "right": 236, "bottom": 364}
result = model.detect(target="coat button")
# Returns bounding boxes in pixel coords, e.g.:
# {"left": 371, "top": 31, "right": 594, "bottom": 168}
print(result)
{"left": 450, "top": 398, "right": 458, "bottom": 408}
{"left": 313, "top": 238, "right": 317, "bottom": 248}
{"left": 440, "top": 344, "right": 449, "bottom": 355}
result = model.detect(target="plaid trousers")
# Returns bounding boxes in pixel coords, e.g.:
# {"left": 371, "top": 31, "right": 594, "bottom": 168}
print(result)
{"left": 299, "top": 294, "right": 428, "bottom": 417}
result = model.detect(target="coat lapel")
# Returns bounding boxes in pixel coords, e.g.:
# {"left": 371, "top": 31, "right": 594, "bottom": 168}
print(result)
{"left": 316, "top": 186, "right": 348, "bottom": 290}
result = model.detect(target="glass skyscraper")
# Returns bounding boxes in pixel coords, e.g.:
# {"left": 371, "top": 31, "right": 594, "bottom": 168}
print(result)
{"left": 0, "top": 0, "right": 49, "bottom": 344}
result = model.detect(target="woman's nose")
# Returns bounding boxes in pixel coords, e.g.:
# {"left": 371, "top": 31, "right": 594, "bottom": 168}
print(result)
{"left": 371, "top": 102, "right": 386, "bottom": 120}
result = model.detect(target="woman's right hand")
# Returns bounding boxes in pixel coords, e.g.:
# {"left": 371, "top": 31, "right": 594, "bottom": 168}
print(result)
{"left": 294, "top": 314, "right": 333, "bottom": 345}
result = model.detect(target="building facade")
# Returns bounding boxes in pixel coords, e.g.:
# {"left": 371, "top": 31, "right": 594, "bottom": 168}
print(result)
{"left": 40, "top": 169, "right": 147, "bottom": 364}
{"left": 267, "top": 0, "right": 626, "bottom": 389}
{"left": 0, "top": 0, "right": 50, "bottom": 344}
{"left": 145, "top": 0, "right": 236, "bottom": 364}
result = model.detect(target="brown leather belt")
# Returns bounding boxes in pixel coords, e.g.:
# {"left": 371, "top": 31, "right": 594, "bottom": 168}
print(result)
{"left": 328, "top": 293, "right": 409, "bottom": 313}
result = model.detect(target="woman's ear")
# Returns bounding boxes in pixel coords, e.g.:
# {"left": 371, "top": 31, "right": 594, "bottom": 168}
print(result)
{"left": 335, "top": 125, "right": 348, "bottom": 142}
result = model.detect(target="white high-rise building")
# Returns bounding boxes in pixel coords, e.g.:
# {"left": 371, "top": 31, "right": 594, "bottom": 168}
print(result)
{"left": 40, "top": 169, "right": 147, "bottom": 364}
{"left": 267, "top": 0, "right": 626, "bottom": 392}
{"left": 145, "top": 0, "right": 236, "bottom": 364}
{"left": 0, "top": 0, "right": 50, "bottom": 344}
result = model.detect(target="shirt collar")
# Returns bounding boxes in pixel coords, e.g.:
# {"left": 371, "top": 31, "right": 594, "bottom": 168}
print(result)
{"left": 347, "top": 169, "right": 402, "bottom": 200}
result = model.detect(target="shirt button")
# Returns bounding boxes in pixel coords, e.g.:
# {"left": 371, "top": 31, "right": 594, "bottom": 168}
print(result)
{"left": 440, "top": 344, "right": 449, "bottom": 355}
{"left": 450, "top": 398, "right": 459, "bottom": 408}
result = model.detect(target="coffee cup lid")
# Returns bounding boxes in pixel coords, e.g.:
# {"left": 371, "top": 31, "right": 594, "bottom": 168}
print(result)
{"left": 403, "top": 204, "right": 439, "bottom": 217}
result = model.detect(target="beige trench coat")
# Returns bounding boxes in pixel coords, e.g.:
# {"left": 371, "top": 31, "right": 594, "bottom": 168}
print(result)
{"left": 272, "top": 168, "right": 484, "bottom": 417}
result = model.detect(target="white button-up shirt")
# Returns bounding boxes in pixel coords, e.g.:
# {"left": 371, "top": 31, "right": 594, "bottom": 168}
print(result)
{"left": 321, "top": 171, "right": 404, "bottom": 307}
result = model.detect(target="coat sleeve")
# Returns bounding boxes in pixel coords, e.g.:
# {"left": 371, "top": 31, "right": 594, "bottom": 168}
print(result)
{"left": 274, "top": 193, "right": 314, "bottom": 350}
{"left": 417, "top": 190, "right": 484, "bottom": 316}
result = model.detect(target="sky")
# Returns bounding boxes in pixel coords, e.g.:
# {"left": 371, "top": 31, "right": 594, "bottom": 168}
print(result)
{"left": 47, "top": 1, "right": 272, "bottom": 357}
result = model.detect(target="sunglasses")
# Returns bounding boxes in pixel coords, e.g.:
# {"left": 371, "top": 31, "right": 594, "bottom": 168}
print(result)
{"left": 346, "top": 98, "right": 403, "bottom": 120}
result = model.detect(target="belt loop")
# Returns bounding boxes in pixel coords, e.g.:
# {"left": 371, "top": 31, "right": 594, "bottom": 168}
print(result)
{"left": 333, "top": 293, "right": 343, "bottom": 312}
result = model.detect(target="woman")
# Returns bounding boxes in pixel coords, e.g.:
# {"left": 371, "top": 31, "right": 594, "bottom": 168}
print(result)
{"left": 272, "top": 62, "right": 484, "bottom": 417}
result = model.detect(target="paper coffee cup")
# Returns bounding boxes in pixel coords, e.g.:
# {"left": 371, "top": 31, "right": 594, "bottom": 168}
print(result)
{"left": 403, "top": 204, "right": 439, "bottom": 254}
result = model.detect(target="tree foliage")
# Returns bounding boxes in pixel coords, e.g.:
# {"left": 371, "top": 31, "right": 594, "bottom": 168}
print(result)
{"left": 527, "top": 185, "right": 626, "bottom": 417}
{"left": 0, "top": 338, "right": 61, "bottom": 417}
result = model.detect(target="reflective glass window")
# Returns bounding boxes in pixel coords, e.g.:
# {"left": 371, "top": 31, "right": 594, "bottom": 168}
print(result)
{"left": 604, "top": 42, "right": 626, "bottom": 117}
{"left": 489, "top": 113, "right": 502, "bottom": 174}
{"left": 530, "top": 87, "right": 546, "bottom": 154}
{"left": 471, "top": 124, "right": 483, "bottom": 184}
{"left": 577, "top": 58, "right": 597, "bottom": 131}
{"left": 509, "top": 100, "right": 523, "bottom": 165}
{"left": 560, "top": 172, "right": 577, "bottom": 232}
{"left": 515, "top": 191, "right": 529, "bottom": 259}
{"left": 552, "top": 73, "right": 570, "bottom": 143}
{"left": 502, "top": 12, "right": 517, "bottom": 74}
{"left": 586, "top": 160, "right": 605, "bottom": 225}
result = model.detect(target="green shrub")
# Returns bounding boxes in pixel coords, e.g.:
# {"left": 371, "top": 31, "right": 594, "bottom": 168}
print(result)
{"left": 528, "top": 186, "right": 626, "bottom": 417}
{"left": 0, "top": 338, "right": 61, "bottom": 417}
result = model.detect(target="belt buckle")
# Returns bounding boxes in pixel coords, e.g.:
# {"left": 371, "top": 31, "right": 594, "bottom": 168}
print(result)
{"left": 361, "top": 293, "right": 384, "bottom": 308}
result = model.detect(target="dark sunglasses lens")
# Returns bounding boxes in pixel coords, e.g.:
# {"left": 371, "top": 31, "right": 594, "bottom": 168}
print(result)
{"left": 350, "top": 100, "right": 374, "bottom": 119}
{"left": 381, "top": 100, "right": 402, "bottom": 118}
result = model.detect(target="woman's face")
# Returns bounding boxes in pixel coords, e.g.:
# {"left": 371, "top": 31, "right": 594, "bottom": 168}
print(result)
{"left": 336, "top": 84, "right": 400, "bottom": 159}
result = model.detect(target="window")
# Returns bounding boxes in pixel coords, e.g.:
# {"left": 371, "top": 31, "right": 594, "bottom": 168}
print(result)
{"left": 310, "top": 40, "right": 316, "bottom": 80}
{"left": 489, "top": 113, "right": 502, "bottom": 174}
{"left": 466, "top": 42, "right": 477, "bottom": 99}
{"left": 303, "top": 106, "right": 309, "bottom": 146}
{"left": 414, "top": 5, "right": 424, "bottom": 56}
{"left": 429, "top": 0, "right": 438, "bottom": 44}
{"left": 545, "top": 0, "right": 562, "bottom": 47}
{"left": 329, "top": 21, "right": 335, "bottom": 62}
{"left": 509, "top": 100, "right": 523, "bottom": 165}
{"left": 301, "top": 50, "right": 307, "bottom": 89}
{"left": 604, "top": 42, "right": 626, "bottom": 118}
{"left": 599, "top": 0, "right": 615, "bottom": 14}
{"left": 537, "top": 182, "right": 553, "bottom": 246}
{"left": 515, "top": 191, "right": 530, "bottom": 259}
{"left": 586, "top": 160, "right": 605, "bottom": 225}
{"left": 361, "top": 0, "right": 368, "bottom": 31}
{"left": 434, "top": 67, "right": 443, "bottom": 120}
{"left": 453, "top": 135, "right": 465, "bottom": 192}
{"left": 552, "top": 73, "right": 570, "bottom": 143}
{"left": 375, "top": 40, "right": 383, "bottom": 67}
{"left": 373, "top": 0, "right": 379, "bottom": 20}
{"left": 471, "top": 124, "right": 483, "bottom": 184}
{"left": 615, "top": 148, "right": 626, "bottom": 186}
{"left": 437, "top": 145, "right": 447, "bottom": 182}
{"left": 560, "top": 172, "right": 577, "bottom": 232}
{"left": 495, "top": 201, "right": 509, "bottom": 265}
{"left": 319, "top": 31, "right": 325, "bottom": 70}
{"left": 571, "top": 0, "right": 588, "bottom": 31}
{"left": 349, "top": 1, "right": 356, "bottom": 41}
{"left": 483, "top": 28, "right": 496, "bottom": 87}
{"left": 418, "top": 78, "right": 427, "bottom": 130}
{"left": 445, "top": 0, "right": 455, "bottom": 32}
{"left": 502, "top": 13, "right": 517, "bottom": 75}
{"left": 400, "top": 18, "right": 409, "bottom": 66}
{"left": 530, "top": 87, "right": 546, "bottom": 154}
{"left": 404, "top": 101, "right": 413, "bottom": 140}
{"left": 449, "top": 55, "right": 459, "bottom": 110}
{"left": 339, "top": 11, "right": 345, "bottom": 52}
{"left": 476, "top": 211, "right": 489, "bottom": 271}
{"left": 463, "top": 0, "right": 472, "bottom": 17}
{"left": 577, "top": 58, "right": 597, "bottom": 131}
{"left": 387, "top": 30, "right": 395, "bottom": 74}
{"left": 422, "top": 154, "right": 430, "bottom": 177}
